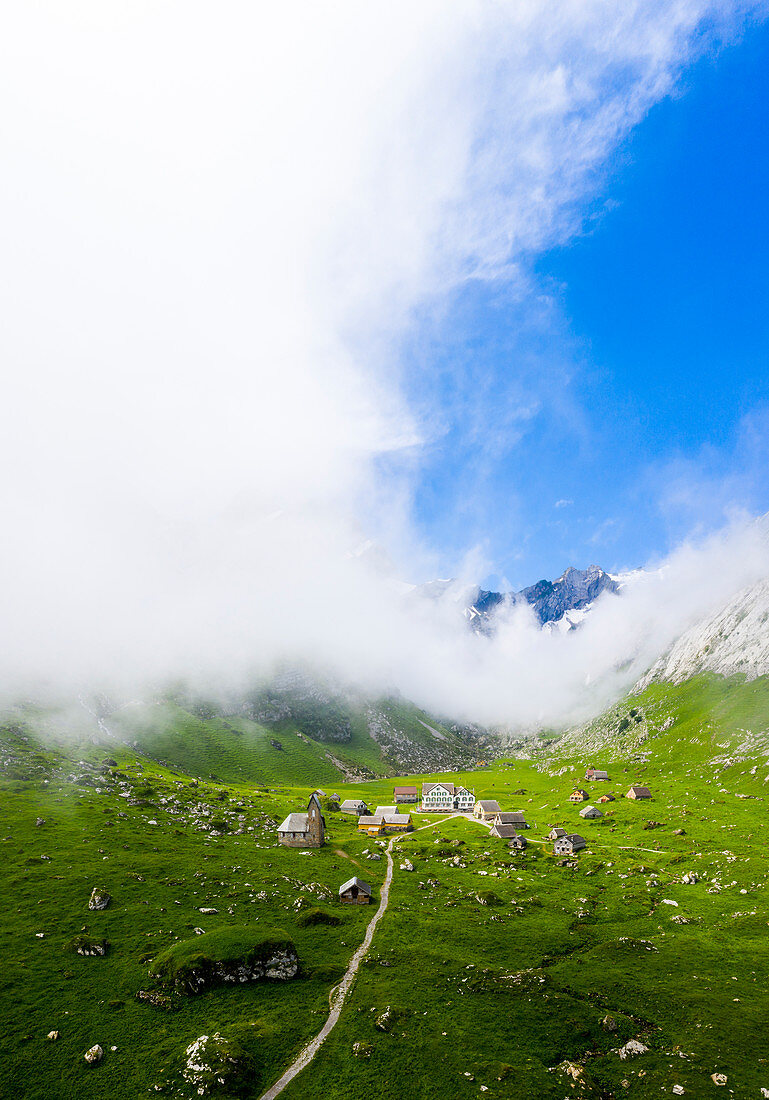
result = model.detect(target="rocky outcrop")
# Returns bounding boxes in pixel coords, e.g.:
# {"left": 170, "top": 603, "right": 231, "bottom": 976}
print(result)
{"left": 87, "top": 888, "right": 111, "bottom": 911}
{"left": 243, "top": 669, "right": 353, "bottom": 743}
{"left": 637, "top": 578, "right": 769, "bottom": 688}
{"left": 181, "top": 1033, "right": 254, "bottom": 1096}
{"left": 154, "top": 944, "right": 299, "bottom": 995}
{"left": 68, "top": 935, "right": 108, "bottom": 957}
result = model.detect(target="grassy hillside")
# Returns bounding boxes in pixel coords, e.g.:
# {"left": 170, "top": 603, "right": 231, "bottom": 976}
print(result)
{"left": 72, "top": 691, "right": 484, "bottom": 786}
{"left": 2, "top": 674, "right": 769, "bottom": 1097}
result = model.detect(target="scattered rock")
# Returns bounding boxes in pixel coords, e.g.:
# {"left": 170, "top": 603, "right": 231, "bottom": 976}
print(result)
{"left": 374, "top": 1006, "right": 395, "bottom": 1032}
{"left": 601, "top": 1015, "right": 618, "bottom": 1032}
{"left": 35, "top": 817, "right": 45, "bottom": 827}
{"left": 352, "top": 1041, "right": 373, "bottom": 1058}
{"left": 399, "top": 860, "right": 414, "bottom": 872}
{"left": 681, "top": 872, "right": 699, "bottom": 885}
{"left": 557, "top": 1061, "right": 584, "bottom": 1081}
{"left": 711, "top": 1073, "right": 727, "bottom": 1086}
{"left": 198, "top": 908, "right": 218, "bottom": 915}
{"left": 672, "top": 1087, "right": 685, "bottom": 1096}
{"left": 84, "top": 1044, "right": 103, "bottom": 1064}
{"left": 673, "top": 828, "right": 686, "bottom": 836}
{"left": 135, "top": 990, "right": 176, "bottom": 1011}
{"left": 619, "top": 1039, "right": 649, "bottom": 1060}
{"left": 88, "top": 888, "right": 111, "bottom": 911}
{"left": 68, "top": 935, "right": 109, "bottom": 957}
{"left": 46, "top": 1031, "right": 59, "bottom": 1041}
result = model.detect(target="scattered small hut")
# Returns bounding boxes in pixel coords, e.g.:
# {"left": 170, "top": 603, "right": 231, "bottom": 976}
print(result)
{"left": 393, "top": 785, "right": 419, "bottom": 803}
{"left": 493, "top": 811, "right": 529, "bottom": 829}
{"left": 579, "top": 805, "right": 603, "bottom": 819}
{"left": 553, "top": 833, "right": 586, "bottom": 855}
{"left": 585, "top": 767, "right": 610, "bottom": 781}
{"left": 474, "top": 800, "right": 502, "bottom": 821}
{"left": 340, "top": 798, "right": 370, "bottom": 816}
{"left": 626, "top": 786, "right": 652, "bottom": 800}
{"left": 569, "top": 789, "right": 589, "bottom": 803}
{"left": 339, "top": 876, "right": 372, "bottom": 905}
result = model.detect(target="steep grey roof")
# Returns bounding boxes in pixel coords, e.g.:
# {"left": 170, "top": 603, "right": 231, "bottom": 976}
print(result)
{"left": 339, "top": 876, "right": 371, "bottom": 896}
{"left": 374, "top": 806, "right": 398, "bottom": 818}
{"left": 590, "top": 770, "right": 609, "bottom": 780}
{"left": 565, "top": 833, "right": 586, "bottom": 847}
{"left": 278, "top": 812, "right": 308, "bottom": 832}
{"left": 579, "top": 805, "right": 603, "bottom": 818}
{"left": 393, "top": 786, "right": 418, "bottom": 794}
{"left": 477, "top": 800, "right": 501, "bottom": 812}
{"left": 380, "top": 814, "right": 412, "bottom": 825}
{"left": 495, "top": 811, "right": 526, "bottom": 824}
{"left": 357, "top": 816, "right": 381, "bottom": 827}
{"left": 549, "top": 827, "right": 567, "bottom": 838}
{"left": 491, "top": 823, "right": 518, "bottom": 838}
{"left": 627, "top": 785, "right": 652, "bottom": 797}
{"left": 340, "top": 799, "right": 366, "bottom": 811}
{"left": 423, "top": 782, "right": 455, "bottom": 795}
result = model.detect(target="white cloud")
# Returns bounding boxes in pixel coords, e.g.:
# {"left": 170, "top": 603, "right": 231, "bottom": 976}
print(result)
{"left": 0, "top": 1, "right": 767, "bottom": 723}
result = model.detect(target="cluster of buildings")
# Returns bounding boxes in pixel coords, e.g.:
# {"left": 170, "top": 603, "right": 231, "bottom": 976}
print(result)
{"left": 276, "top": 766, "right": 652, "bottom": 864}
{"left": 357, "top": 806, "right": 414, "bottom": 836}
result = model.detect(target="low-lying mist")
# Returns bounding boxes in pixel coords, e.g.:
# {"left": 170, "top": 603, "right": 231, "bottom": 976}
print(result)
{"left": 1, "top": 2, "right": 767, "bottom": 733}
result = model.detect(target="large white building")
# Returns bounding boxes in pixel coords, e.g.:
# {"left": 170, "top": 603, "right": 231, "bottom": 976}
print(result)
{"left": 421, "top": 782, "right": 475, "bottom": 812}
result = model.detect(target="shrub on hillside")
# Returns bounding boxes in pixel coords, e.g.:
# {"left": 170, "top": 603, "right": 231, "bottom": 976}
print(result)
{"left": 296, "top": 907, "right": 341, "bottom": 928}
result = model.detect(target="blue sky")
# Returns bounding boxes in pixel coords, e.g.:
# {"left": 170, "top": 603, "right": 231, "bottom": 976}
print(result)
{"left": 405, "top": 19, "right": 769, "bottom": 591}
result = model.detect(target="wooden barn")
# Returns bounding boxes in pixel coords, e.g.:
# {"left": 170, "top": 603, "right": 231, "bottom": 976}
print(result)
{"left": 338, "top": 876, "right": 372, "bottom": 905}
{"left": 340, "top": 798, "right": 370, "bottom": 816}
{"left": 493, "top": 811, "right": 529, "bottom": 829}
{"left": 626, "top": 785, "right": 652, "bottom": 800}
{"left": 579, "top": 805, "right": 603, "bottom": 819}
{"left": 569, "top": 789, "right": 589, "bottom": 802}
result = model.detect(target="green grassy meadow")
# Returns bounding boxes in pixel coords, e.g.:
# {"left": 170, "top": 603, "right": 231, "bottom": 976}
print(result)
{"left": 2, "top": 674, "right": 769, "bottom": 1097}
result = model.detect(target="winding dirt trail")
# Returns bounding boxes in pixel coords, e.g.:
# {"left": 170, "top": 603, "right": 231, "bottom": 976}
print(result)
{"left": 257, "top": 816, "right": 455, "bottom": 1100}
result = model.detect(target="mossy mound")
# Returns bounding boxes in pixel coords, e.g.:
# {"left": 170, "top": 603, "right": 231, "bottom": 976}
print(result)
{"left": 181, "top": 1032, "right": 254, "bottom": 1096}
{"left": 150, "top": 928, "right": 299, "bottom": 995}
{"left": 476, "top": 889, "right": 504, "bottom": 907}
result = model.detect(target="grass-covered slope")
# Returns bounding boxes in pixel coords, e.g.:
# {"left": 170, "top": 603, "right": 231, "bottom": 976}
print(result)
{"left": 3, "top": 672, "right": 769, "bottom": 1098}
{"left": 69, "top": 690, "right": 484, "bottom": 785}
